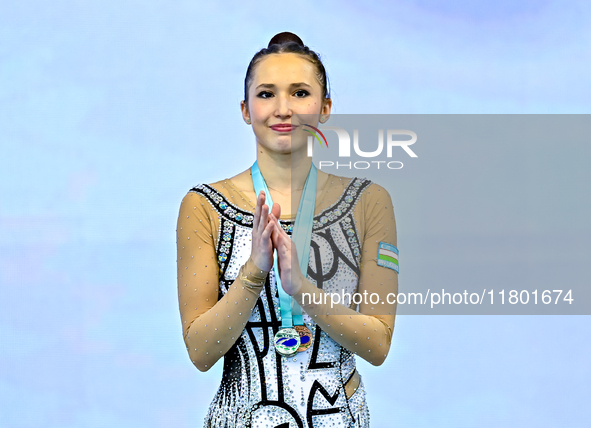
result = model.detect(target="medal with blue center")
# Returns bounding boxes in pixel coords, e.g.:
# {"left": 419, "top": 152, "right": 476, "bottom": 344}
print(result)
{"left": 252, "top": 160, "right": 317, "bottom": 357}
{"left": 274, "top": 327, "right": 300, "bottom": 357}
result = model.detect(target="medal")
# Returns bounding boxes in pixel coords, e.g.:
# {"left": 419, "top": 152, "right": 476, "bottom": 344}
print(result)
{"left": 274, "top": 327, "right": 301, "bottom": 357}
{"left": 251, "top": 160, "right": 318, "bottom": 357}
{"left": 294, "top": 324, "right": 313, "bottom": 352}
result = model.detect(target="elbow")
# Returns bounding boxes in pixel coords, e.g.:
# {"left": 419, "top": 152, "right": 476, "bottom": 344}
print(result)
{"left": 194, "top": 360, "right": 213, "bottom": 372}
{"left": 369, "top": 345, "right": 392, "bottom": 367}
{"left": 190, "top": 353, "right": 217, "bottom": 372}
{"left": 369, "top": 355, "right": 386, "bottom": 367}
{"left": 184, "top": 341, "right": 217, "bottom": 372}
{"left": 354, "top": 349, "right": 387, "bottom": 367}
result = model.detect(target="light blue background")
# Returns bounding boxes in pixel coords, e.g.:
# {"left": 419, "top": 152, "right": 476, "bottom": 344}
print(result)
{"left": 1, "top": 1, "right": 590, "bottom": 427}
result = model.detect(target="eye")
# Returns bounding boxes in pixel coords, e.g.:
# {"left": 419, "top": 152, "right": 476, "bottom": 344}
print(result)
{"left": 257, "top": 91, "right": 273, "bottom": 99}
{"left": 294, "top": 89, "right": 310, "bottom": 98}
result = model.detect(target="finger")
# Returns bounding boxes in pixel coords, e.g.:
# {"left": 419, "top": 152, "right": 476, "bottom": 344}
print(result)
{"left": 259, "top": 202, "right": 269, "bottom": 233}
{"left": 271, "top": 216, "right": 284, "bottom": 239}
{"left": 270, "top": 215, "right": 281, "bottom": 241}
{"left": 271, "top": 202, "right": 281, "bottom": 220}
{"left": 269, "top": 211, "right": 281, "bottom": 228}
{"left": 279, "top": 241, "right": 289, "bottom": 256}
{"left": 276, "top": 229, "right": 289, "bottom": 251}
{"left": 263, "top": 214, "right": 276, "bottom": 241}
{"left": 253, "top": 190, "right": 263, "bottom": 232}
{"left": 270, "top": 219, "right": 284, "bottom": 246}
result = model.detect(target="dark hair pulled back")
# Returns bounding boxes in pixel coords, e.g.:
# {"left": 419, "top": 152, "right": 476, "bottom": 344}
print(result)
{"left": 243, "top": 32, "right": 331, "bottom": 105}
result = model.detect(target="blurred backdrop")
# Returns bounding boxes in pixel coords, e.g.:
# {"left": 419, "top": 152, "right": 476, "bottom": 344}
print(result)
{"left": 1, "top": 1, "right": 590, "bottom": 427}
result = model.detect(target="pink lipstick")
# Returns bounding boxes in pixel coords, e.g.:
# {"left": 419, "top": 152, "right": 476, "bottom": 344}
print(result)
{"left": 270, "top": 124, "right": 296, "bottom": 132}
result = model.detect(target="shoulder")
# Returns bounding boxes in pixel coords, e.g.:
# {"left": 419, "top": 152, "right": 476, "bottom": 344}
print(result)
{"left": 188, "top": 177, "right": 225, "bottom": 192}
{"left": 320, "top": 172, "right": 387, "bottom": 193}
{"left": 331, "top": 171, "right": 390, "bottom": 198}
{"left": 179, "top": 180, "right": 225, "bottom": 214}
{"left": 345, "top": 176, "right": 394, "bottom": 212}
{"left": 181, "top": 176, "right": 256, "bottom": 228}
{"left": 362, "top": 181, "right": 391, "bottom": 199}
{"left": 189, "top": 168, "right": 251, "bottom": 196}
{"left": 323, "top": 174, "right": 375, "bottom": 216}
{"left": 359, "top": 181, "right": 396, "bottom": 232}
{"left": 178, "top": 188, "right": 210, "bottom": 218}
{"left": 322, "top": 172, "right": 371, "bottom": 190}
{"left": 184, "top": 177, "right": 229, "bottom": 202}
{"left": 340, "top": 174, "right": 376, "bottom": 196}
{"left": 323, "top": 171, "right": 352, "bottom": 183}
{"left": 362, "top": 180, "right": 393, "bottom": 206}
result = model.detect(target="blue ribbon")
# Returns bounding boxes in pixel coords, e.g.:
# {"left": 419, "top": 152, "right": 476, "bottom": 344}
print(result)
{"left": 251, "top": 160, "right": 317, "bottom": 328}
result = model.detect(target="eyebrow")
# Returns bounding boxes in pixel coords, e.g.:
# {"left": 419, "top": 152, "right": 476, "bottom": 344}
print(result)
{"left": 255, "top": 82, "right": 313, "bottom": 90}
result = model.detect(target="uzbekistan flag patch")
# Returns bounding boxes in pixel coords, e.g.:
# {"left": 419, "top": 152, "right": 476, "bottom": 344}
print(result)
{"left": 377, "top": 242, "right": 399, "bottom": 273}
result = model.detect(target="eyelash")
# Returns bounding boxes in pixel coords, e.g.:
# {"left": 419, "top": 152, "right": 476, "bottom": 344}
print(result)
{"left": 257, "top": 89, "right": 310, "bottom": 99}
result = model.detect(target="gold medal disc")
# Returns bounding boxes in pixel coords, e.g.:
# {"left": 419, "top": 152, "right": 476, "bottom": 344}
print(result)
{"left": 294, "top": 324, "right": 313, "bottom": 352}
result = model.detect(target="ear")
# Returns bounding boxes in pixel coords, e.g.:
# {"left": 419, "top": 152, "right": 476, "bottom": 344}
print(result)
{"left": 319, "top": 98, "right": 332, "bottom": 123}
{"left": 240, "top": 100, "right": 251, "bottom": 125}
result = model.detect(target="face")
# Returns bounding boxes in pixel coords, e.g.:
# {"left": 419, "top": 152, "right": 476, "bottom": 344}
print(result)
{"left": 241, "top": 53, "right": 332, "bottom": 155}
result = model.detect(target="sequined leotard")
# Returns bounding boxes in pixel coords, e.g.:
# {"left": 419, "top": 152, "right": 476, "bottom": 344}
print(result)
{"left": 176, "top": 172, "right": 398, "bottom": 428}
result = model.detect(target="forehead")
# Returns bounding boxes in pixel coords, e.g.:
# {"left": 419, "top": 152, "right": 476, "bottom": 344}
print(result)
{"left": 252, "top": 53, "right": 318, "bottom": 86}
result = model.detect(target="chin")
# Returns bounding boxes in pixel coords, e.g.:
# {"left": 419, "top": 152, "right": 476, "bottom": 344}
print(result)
{"left": 257, "top": 132, "right": 308, "bottom": 154}
{"left": 272, "top": 143, "right": 295, "bottom": 154}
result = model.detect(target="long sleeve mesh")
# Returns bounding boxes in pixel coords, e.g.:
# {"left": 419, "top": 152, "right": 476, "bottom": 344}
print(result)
{"left": 292, "top": 182, "right": 398, "bottom": 366}
{"left": 177, "top": 176, "right": 398, "bottom": 371}
{"left": 176, "top": 190, "right": 268, "bottom": 372}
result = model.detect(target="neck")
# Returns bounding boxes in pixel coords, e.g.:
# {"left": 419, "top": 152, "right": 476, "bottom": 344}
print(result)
{"left": 255, "top": 143, "right": 311, "bottom": 192}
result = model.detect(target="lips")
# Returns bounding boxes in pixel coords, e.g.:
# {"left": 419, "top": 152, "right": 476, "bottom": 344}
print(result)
{"left": 270, "top": 124, "right": 296, "bottom": 132}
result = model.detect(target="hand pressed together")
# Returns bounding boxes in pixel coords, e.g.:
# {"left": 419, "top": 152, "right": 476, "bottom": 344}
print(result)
{"left": 249, "top": 190, "right": 281, "bottom": 273}
{"left": 268, "top": 206, "right": 305, "bottom": 297}
{"left": 249, "top": 191, "right": 305, "bottom": 296}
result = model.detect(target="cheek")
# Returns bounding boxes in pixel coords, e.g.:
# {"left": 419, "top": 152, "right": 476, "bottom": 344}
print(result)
{"left": 249, "top": 105, "right": 264, "bottom": 120}
{"left": 250, "top": 101, "right": 272, "bottom": 120}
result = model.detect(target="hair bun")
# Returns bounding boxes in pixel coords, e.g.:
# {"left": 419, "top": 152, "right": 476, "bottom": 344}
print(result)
{"left": 268, "top": 32, "right": 304, "bottom": 48}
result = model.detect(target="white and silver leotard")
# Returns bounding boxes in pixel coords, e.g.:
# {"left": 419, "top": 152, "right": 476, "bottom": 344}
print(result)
{"left": 176, "top": 174, "right": 398, "bottom": 428}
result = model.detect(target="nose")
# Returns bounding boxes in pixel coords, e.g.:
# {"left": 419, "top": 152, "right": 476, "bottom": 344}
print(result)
{"left": 275, "top": 93, "right": 292, "bottom": 118}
